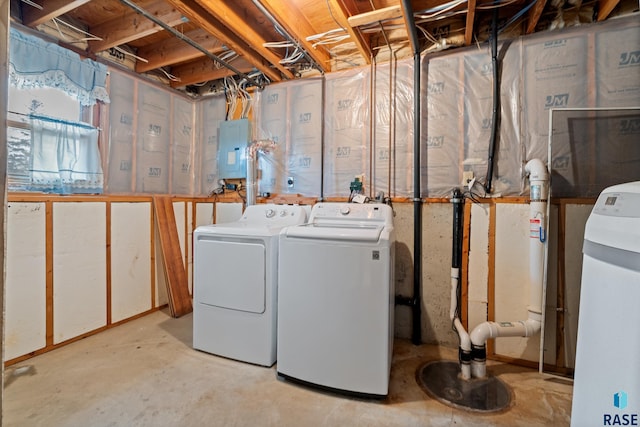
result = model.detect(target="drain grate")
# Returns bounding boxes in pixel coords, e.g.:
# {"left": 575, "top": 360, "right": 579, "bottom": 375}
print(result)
{"left": 416, "top": 360, "right": 512, "bottom": 413}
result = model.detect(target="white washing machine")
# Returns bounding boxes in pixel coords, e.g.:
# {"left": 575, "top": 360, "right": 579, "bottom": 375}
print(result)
{"left": 193, "top": 204, "right": 307, "bottom": 367}
{"left": 571, "top": 182, "right": 640, "bottom": 427}
{"left": 277, "top": 202, "right": 395, "bottom": 397}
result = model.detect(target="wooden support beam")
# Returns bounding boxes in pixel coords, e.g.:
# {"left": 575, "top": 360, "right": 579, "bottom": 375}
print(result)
{"left": 170, "top": 57, "right": 254, "bottom": 87}
{"left": 194, "top": 0, "right": 295, "bottom": 79}
{"left": 597, "top": 0, "right": 621, "bottom": 21}
{"left": 259, "top": 0, "right": 331, "bottom": 72}
{"left": 347, "top": 5, "right": 402, "bottom": 27}
{"left": 88, "top": 0, "right": 185, "bottom": 52}
{"left": 464, "top": 0, "right": 477, "bottom": 45}
{"left": 45, "top": 201, "right": 54, "bottom": 347}
{"left": 328, "top": 0, "right": 372, "bottom": 64}
{"left": 22, "top": 0, "right": 93, "bottom": 27}
{"left": 165, "top": 0, "right": 283, "bottom": 82}
{"left": 135, "top": 28, "right": 225, "bottom": 73}
{"left": 487, "top": 202, "right": 497, "bottom": 357}
{"left": 526, "top": 0, "right": 548, "bottom": 34}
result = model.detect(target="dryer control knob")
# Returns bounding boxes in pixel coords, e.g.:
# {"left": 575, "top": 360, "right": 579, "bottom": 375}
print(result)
{"left": 265, "top": 209, "right": 276, "bottom": 218}
{"left": 279, "top": 209, "right": 288, "bottom": 217}
{"left": 340, "top": 207, "right": 351, "bottom": 215}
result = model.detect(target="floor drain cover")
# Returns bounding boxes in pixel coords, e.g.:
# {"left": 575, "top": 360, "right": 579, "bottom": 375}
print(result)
{"left": 416, "top": 360, "right": 512, "bottom": 413}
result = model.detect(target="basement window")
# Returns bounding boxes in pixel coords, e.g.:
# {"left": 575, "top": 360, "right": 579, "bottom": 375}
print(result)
{"left": 7, "top": 85, "right": 103, "bottom": 194}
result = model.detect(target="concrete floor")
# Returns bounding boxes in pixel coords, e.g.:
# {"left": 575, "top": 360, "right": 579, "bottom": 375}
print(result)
{"left": 4, "top": 309, "right": 573, "bottom": 427}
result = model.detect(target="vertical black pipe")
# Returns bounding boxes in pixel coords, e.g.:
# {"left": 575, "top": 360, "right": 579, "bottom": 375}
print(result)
{"left": 451, "top": 188, "right": 464, "bottom": 270}
{"left": 484, "top": 8, "right": 500, "bottom": 194}
{"left": 451, "top": 189, "right": 464, "bottom": 317}
{"left": 411, "top": 49, "right": 422, "bottom": 345}
{"left": 401, "top": 0, "right": 422, "bottom": 345}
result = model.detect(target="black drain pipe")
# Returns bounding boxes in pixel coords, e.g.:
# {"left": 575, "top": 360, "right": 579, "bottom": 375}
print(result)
{"left": 395, "top": 0, "right": 422, "bottom": 345}
{"left": 484, "top": 8, "right": 500, "bottom": 194}
{"left": 451, "top": 189, "right": 464, "bottom": 302}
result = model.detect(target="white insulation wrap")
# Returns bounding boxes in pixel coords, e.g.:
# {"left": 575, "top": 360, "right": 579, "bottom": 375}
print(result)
{"left": 171, "top": 97, "right": 196, "bottom": 195}
{"left": 323, "top": 68, "right": 370, "bottom": 197}
{"left": 373, "top": 61, "right": 414, "bottom": 199}
{"left": 418, "top": 17, "right": 638, "bottom": 197}
{"left": 100, "top": 17, "right": 639, "bottom": 198}
{"left": 254, "top": 78, "right": 323, "bottom": 196}
{"left": 523, "top": 34, "right": 589, "bottom": 165}
{"left": 107, "top": 70, "right": 205, "bottom": 196}
{"left": 463, "top": 44, "right": 521, "bottom": 195}
{"left": 106, "top": 70, "right": 135, "bottom": 193}
{"left": 421, "top": 53, "right": 462, "bottom": 197}
{"left": 198, "top": 95, "right": 227, "bottom": 196}
{"left": 136, "top": 82, "right": 170, "bottom": 194}
{"left": 255, "top": 85, "right": 287, "bottom": 195}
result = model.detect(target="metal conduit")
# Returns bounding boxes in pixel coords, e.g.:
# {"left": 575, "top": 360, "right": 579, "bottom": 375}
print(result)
{"left": 118, "top": 0, "right": 263, "bottom": 88}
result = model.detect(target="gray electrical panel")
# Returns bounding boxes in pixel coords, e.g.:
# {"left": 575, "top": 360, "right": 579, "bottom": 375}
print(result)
{"left": 217, "top": 119, "right": 250, "bottom": 179}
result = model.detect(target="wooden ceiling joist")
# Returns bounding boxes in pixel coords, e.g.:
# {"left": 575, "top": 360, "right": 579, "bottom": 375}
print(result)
{"left": 165, "top": 0, "right": 283, "bottom": 82}
{"left": 464, "top": 0, "right": 477, "bottom": 45}
{"left": 597, "top": 0, "right": 621, "bottom": 21}
{"left": 327, "top": 0, "right": 372, "bottom": 64}
{"left": 526, "top": 0, "right": 547, "bottom": 34}
{"left": 87, "top": 0, "right": 185, "bottom": 52}
{"left": 347, "top": 5, "right": 403, "bottom": 28}
{"left": 135, "top": 28, "right": 224, "bottom": 73}
{"left": 193, "top": 0, "right": 294, "bottom": 79}
{"left": 22, "top": 0, "right": 93, "bottom": 28}
{"left": 170, "top": 57, "right": 255, "bottom": 87}
{"left": 258, "top": 0, "right": 332, "bottom": 72}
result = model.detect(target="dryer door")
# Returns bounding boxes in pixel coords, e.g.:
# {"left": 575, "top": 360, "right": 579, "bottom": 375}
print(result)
{"left": 195, "top": 237, "right": 266, "bottom": 314}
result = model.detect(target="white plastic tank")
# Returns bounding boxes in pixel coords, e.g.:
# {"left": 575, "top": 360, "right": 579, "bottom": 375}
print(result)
{"left": 571, "top": 181, "right": 640, "bottom": 427}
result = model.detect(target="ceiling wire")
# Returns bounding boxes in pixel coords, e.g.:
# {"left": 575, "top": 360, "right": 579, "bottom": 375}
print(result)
{"left": 118, "top": 0, "right": 264, "bottom": 88}
{"left": 20, "top": 0, "right": 42, "bottom": 10}
{"left": 325, "top": 0, "right": 348, "bottom": 32}
{"left": 50, "top": 17, "right": 103, "bottom": 43}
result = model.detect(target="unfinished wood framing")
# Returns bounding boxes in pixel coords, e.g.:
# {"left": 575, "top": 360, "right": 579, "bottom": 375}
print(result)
{"left": 152, "top": 196, "right": 192, "bottom": 317}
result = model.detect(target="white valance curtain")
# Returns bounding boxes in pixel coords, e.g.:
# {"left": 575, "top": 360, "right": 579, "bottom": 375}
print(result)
{"left": 9, "top": 27, "right": 110, "bottom": 106}
{"left": 29, "top": 115, "right": 104, "bottom": 194}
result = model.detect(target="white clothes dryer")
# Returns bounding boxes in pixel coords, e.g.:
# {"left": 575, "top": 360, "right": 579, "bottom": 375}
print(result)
{"left": 277, "top": 202, "right": 395, "bottom": 397}
{"left": 193, "top": 204, "right": 307, "bottom": 367}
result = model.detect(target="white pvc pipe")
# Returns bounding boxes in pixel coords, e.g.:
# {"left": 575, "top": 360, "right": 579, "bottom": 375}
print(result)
{"left": 468, "top": 158, "right": 549, "bottom": 379}
{"left": 525, "top": 158, "right": 548, "bottom": 317}
{"left": 245, "top": 147, "right": 257, "bottom": 207}
{"left": 450, "top": 267, "right": 471, "bottom": 380}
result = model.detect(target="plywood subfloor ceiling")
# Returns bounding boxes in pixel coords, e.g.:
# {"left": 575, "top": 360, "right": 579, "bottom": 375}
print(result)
{"left": 10, "top": 0, "right": 634, "bottom": 95}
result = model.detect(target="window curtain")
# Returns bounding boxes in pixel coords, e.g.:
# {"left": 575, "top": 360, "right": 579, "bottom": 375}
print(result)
{"left": 29, "top": 115, "right": 104, "bottom": 194}
{"left": 9, "top": 27, "right": 110, "bottom": 106}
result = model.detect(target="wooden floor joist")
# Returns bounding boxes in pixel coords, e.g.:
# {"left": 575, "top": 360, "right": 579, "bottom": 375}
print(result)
{"left": 153, "top": 196, "right": 192, "bottom": 318}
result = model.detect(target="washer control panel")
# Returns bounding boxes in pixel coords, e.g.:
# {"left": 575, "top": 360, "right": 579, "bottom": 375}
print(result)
{"left": 309, "top": 203, "right": 393, "bottom": 227}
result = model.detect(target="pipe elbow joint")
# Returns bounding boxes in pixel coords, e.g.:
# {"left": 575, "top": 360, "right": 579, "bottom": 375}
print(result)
{"left": 470, "top": 322, "right": 497, "bottom": 347}
{"left": 523, "top": 317, "right": 542, "bottom": 337}
{"left": 525, "top": 159, "right": 548, "bottom": 182}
